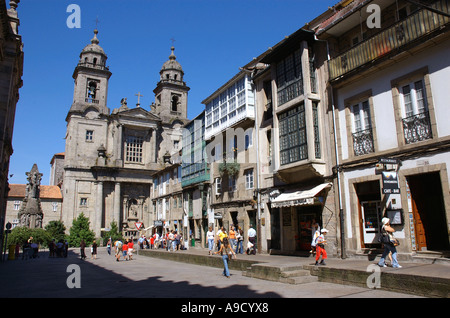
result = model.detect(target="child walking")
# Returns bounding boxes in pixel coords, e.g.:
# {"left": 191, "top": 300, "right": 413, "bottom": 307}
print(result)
{"left": 315, "top": 229, "right": 328, "bottom": 266}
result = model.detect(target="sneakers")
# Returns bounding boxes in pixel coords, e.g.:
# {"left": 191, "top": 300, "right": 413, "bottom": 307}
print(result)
{"left": 378, "top": 263, "right": 387, "bottom": 267}
{"left": 315, "top": 260, "right": 326, "bottom": 266}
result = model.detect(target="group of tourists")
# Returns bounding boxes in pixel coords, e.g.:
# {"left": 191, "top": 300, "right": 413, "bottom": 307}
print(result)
{"left": 207, "top": 224, "right": 256, "bottom": 256}
{"left": 48, "top": 238, "right": 69, "bottom": 258}
{"left": 105, "top": 238, "right": 134, "bottom": 262}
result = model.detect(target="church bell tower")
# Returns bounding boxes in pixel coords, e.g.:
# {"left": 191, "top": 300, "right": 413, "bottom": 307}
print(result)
{"left": 68, "top": 29, "right": 112, "bottom": 118}
{"left": 153, "top": 46, "right": 189, "bottom": 122}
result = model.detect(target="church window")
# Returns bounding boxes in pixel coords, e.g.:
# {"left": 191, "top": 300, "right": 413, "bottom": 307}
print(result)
{"left": 52, "top": 202, "right": 58, "bottom": 212}
{"left": 80, "top": 198, "right": 87, "bottom": 206}
{"left": 86, "top": 80, "right": 98, "bottom": 103}
{"left": 14, "top": 200, "right": 20, "bottom": 210}
{"left": 86, "top": 130, "right": 93, "bottom": 142}
{"left": 125, "top": 135, "right": 144, "bottom": 163}
{"left": 93, "top": 58, "right": 97, "bottom": 65}
{"left": 171, "top": 95, "right": 179, "bottom": 112}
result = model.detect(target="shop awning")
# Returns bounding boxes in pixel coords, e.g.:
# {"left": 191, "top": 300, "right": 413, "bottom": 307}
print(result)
{"left": 270, "top": 183, "right": 332, "bottom": 208}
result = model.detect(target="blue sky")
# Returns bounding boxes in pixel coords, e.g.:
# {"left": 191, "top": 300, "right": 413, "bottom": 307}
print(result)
{"left": 9, "top": 0, "right": 337, "bottom": 185}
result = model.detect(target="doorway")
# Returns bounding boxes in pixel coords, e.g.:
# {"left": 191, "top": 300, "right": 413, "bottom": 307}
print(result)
{"left": 296, "top": 205, "right": 322, "bottom": 251}
{"left": 407, "top": 172, "right": 450, "bottom": 251}
{"left": 361, "top": 201, "right": 382, "bottom": 246}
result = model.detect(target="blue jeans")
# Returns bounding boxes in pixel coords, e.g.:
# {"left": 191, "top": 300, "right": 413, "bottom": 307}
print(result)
{"left": 378, "top": 243, "right": 400, "bottom": 267}
{"left": 222, "top": 255, "right": 230, "bottom": 277}
{"left": 235, "top": 240, "right": 243, "bottom": 254}
{"left": 208, "top": 239, "right": 214, "bottom": 251}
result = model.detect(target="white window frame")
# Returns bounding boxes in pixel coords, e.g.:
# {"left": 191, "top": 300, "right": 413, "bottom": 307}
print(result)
{"left": 351, "top": 100, "right": 371, "bottom": 133}
{"left": 14, "top": 200, "right": 20, "bottom": 210}
{"left": 245, "top": 169, "right": 254, "bottom": 189}
{"left": 400, "top": 79, "right": 427, "bottom": 118}
{"left": 215, "top": 177, "right": 222, "bottom": 195}
{"left": 86, "top": 130, "right": 94, "bottom": 142}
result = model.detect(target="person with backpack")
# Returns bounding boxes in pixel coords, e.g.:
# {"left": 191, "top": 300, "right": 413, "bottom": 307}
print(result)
{"left": 114, "top": 240, "right": 123, "bottom": 262}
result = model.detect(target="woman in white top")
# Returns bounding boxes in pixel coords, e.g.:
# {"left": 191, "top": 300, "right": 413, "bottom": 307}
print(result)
{"left": 207, "top": 226, "right": 215, "bottom": 255}
{"left": 378, "top": 218, "right": 402, "bottom": 268}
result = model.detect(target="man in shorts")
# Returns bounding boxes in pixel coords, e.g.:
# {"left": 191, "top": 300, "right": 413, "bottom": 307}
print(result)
{"left": 115, "top": 240, "right": 123, "bottom": 262}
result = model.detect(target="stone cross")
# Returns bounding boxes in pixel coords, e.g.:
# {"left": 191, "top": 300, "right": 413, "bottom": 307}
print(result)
{"left": 135, "top": 92, "right": 143, "bottom": 107}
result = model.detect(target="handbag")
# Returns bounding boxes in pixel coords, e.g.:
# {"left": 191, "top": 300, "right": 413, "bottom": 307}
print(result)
{"left": 378, "top": 233, "right": 391, "bottom": 244}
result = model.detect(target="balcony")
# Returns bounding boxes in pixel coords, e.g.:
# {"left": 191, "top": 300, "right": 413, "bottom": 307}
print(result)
{"left": 403, "top": 111, "right": 432, "bottom": 144}
{"left": 352, "top": 128, "right": 375, "bottom": 156}
{"left": 328, "top": 0, "right": 450, "bottom": 81}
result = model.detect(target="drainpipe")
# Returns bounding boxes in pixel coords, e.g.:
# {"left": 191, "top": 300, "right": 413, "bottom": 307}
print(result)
{"left": 317, "top": 35, "right": 346, "bottom": 259}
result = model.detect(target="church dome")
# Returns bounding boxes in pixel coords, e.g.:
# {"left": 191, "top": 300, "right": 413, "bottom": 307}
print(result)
{"left": 81, "top": 29, "right": 106, "bottom": 57}
{"left": 161, "top": 46, "right": 183, "bottom": 73}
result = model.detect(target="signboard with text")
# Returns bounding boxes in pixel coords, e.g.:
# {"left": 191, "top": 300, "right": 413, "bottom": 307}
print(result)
{"left": 382, "top": 171, "right": 400, "bottom": 194}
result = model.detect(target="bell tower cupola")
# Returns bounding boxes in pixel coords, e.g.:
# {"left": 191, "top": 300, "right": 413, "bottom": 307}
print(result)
{"left": 68, "top": 29, "right": 112, "bottom": 120}
{"left": 153, "top": 46, "right": 189, "bottom": 122}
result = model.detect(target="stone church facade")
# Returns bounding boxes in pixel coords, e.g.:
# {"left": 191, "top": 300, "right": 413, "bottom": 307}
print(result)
{"left": 62, "top": 30, "right": 189, "bottom": 238}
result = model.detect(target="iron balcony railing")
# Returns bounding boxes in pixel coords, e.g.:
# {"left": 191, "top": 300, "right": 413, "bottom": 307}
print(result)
{"left": 403, "top": 111, "right": 433, "bottom": 144}
{"left": 329, "top": 0, "right": 450, "bottom": 80}
{"left": 352, "top": 128, "right": 375, "bottom": 156}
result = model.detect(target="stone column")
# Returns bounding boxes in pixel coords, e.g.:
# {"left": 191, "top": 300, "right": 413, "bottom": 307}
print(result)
{"left": 96, "top": 181, "right": 103, "bottom": 237}
{"left": 114, "top": 182, "right": 121, "bottom": 225}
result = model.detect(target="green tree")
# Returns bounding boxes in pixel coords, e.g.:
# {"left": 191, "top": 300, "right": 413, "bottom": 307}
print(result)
{"left": 101, "top": 220, "right": 123, "bottom": 245}
{"left": 44, "top": 220, "right": 66, "bottom": 243}
{"left": 7, "top": 226, "right": 50, "bottom": 247}
{"left": 67, "top": 212, "right": 95, "bottom": 247}
{"left": 8, "top": 226, "right": 32, "bottom": 246}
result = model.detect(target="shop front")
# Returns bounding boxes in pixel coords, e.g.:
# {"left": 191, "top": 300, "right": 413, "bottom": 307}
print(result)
{"left": 270, "top": 183, "right": 332, "bottom": 254}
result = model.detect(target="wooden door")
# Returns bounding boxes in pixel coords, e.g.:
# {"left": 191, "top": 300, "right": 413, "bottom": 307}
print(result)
{"left": 410, "top": 185, "right": 427, "bottom": 251}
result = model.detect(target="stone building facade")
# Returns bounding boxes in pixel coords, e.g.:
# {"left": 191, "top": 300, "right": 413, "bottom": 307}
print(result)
{"left": 62, "top": 31, "right": 189, "bottom": 238}
{"left": 0, "top": 0, "right": 23, "bottom": 250}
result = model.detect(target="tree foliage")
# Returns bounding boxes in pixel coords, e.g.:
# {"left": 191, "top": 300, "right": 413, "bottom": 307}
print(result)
{"left": 44, "top": 220, "right": 67, "bottom": 243}
{"left": 101, "top": 220, "right": 123, "bottom": 245}
{"left": 67, "top": 212, "right": 95, "bottom": 247}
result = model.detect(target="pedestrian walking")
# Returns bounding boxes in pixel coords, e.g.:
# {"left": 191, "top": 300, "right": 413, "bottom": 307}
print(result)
{"left": 310, "top": 227, "right": 321, "bottom": 255}
{"left": 114, "top": 240, "right": 123, "bottom": 262}
{"left": 207, "top": 226, "right": 215, "bottom": 255}
{"left": 49, "top": 239, "right": 56, "bottom": 258}
{"left": 378, "top": 218, "right": 402, "bottom": 268}
{"left": 315, "top": 229, "right": 328, "bottom": 265}
{"left": 80, "top": 239, "right": 87, "bottom": 260}
{"left": 91, "top": 240, "right": 98, "bottom": 259}
{"left": 106, "top": 238, "right": 111, "bottom": 255}
{"left": 214, "top": 237, "right": 236, "bottom": 278}
{"left": 247, "top": 224, "right": 256, "bottom": 255}
{"left": 122, "top": 241, "right": 129, "bottom": 260}
{"left": 127, "top": 239, "right": 134, "bottom": 260}
{"left": 235, "top": 226, "right": 244, "bottom": 254}
{"left": 229, "top": 225, "right": 237, "bottom": 251}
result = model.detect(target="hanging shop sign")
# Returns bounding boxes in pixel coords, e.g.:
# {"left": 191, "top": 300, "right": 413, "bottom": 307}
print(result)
{"left": 382, "top": 171, "right": 400, "bottom": 194}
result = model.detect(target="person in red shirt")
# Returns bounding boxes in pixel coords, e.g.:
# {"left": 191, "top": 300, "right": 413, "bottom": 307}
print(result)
{"left": 122, "top": 241, "right": 129, "bottom": 261}
{"left": 127, "top": 239, "right": 134, "bottom": 260}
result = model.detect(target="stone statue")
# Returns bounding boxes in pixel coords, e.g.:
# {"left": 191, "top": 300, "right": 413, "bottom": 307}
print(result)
{"left": 18, "top": 164, "right": 44, "bottom": 228}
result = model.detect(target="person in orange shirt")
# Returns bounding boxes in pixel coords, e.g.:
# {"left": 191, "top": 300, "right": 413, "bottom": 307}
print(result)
{"left": 229, "top": 225, "right": 237, "bottom": 251}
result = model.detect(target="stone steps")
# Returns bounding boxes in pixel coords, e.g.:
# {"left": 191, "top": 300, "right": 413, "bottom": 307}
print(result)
{"left": 243, "top": 263, "right": 318, "bottom": 285}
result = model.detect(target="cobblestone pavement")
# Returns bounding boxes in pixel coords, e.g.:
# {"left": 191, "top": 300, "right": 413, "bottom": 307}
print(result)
{"left": 0, "top": 247, "right": 423, "bottom": 301}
